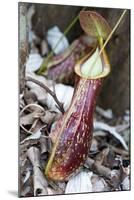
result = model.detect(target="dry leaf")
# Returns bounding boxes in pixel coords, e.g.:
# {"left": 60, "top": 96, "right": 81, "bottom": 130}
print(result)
{"left": 26, "top": 53, "right": 43, "bottom": 72}
{"left": 33, "top": 166, "right": 48, "bottom": 196}
{"left": 46, "top": 26, "right": 69, "bottom": 55}
{"left": 65, "top": 171, "right": 93, "bottom": 194}
{"left": 26, "top": 71, "right": 52, "bottom": 102}
{"left": 27, "top": 147, "right": 48, "bottom": 196}
{"left": 94, "top": 121, "right": 128, "bottom": 150}
{"left": 46, "top": 84, "right": 74, "bottom": 112}
{"left": 26, "top": 72, "right": 74, "bottom": 112}
{"left": 20, "top": 130, "right": 42, "bottom": 145}
{"left": 40, "top": 136, "right": 48, "bottom": 154}
{"left": 20, "top": 111, "right": 42, "bottom": 126}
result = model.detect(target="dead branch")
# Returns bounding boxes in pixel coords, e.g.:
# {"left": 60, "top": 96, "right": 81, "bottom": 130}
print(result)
{"left": 26, "top": 76, "right": 65, "bottom": 114}
{"left": 108, "top": 145, "right": 129, "bottom": 157}
{"left": 19, "top": 3, "right": 28, "bottom": 93}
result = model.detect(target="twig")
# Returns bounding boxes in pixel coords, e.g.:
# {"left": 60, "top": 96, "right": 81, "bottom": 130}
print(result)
{"left": 85, "top": 157, "right": 111, "bottom": 179}
{"left": 20, "top": 103, "right": 45, "bottom": 134}
{"left": 29, "top": 118, "right": 39, "bottom": 132}
{"left": 26, "top": 76, "right": 65, "bottom": 114}
{"left": 20, "top": 103, "right": 45, "bottom": 116}
{"left": 19, "top": 3, "right": 28, "bottom": 93}
{"left": 108, "top": 145, "right": 129, "bottom": 157}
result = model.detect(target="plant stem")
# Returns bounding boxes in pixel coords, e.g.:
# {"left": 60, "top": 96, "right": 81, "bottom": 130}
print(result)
{"left": 37, "top": 7, "right": 86, "bottom": 74}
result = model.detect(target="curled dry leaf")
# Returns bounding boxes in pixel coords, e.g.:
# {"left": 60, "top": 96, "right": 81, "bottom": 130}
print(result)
{"left": 26, "top": 53, "right": 43, "bottom": 72}
{"left": 20, "top": 110, "right": 43, "bottom": 126}
{"left": 94, "top": 121, "right": 128, "bottom": 150}
{"left": 79, "top": 11, "right": 111, "bottom": 40}
{"left": 65, "top": 171, "right": 93, "bottom": 194}
{"left": 27, "top": 147, "right": 48, "bottom": 196}
{"left": 46, "top": 26, "right": 69, "bottom": 55}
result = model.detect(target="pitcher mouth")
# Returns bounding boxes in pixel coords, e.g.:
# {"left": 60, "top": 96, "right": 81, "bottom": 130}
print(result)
{"left": 74, "top": 43, "right": 111, "bottom": 80}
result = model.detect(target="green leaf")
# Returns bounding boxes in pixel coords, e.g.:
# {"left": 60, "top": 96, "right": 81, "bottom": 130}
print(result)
{"left": 79, "top": 11, "right": 111, "bottom": 40}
